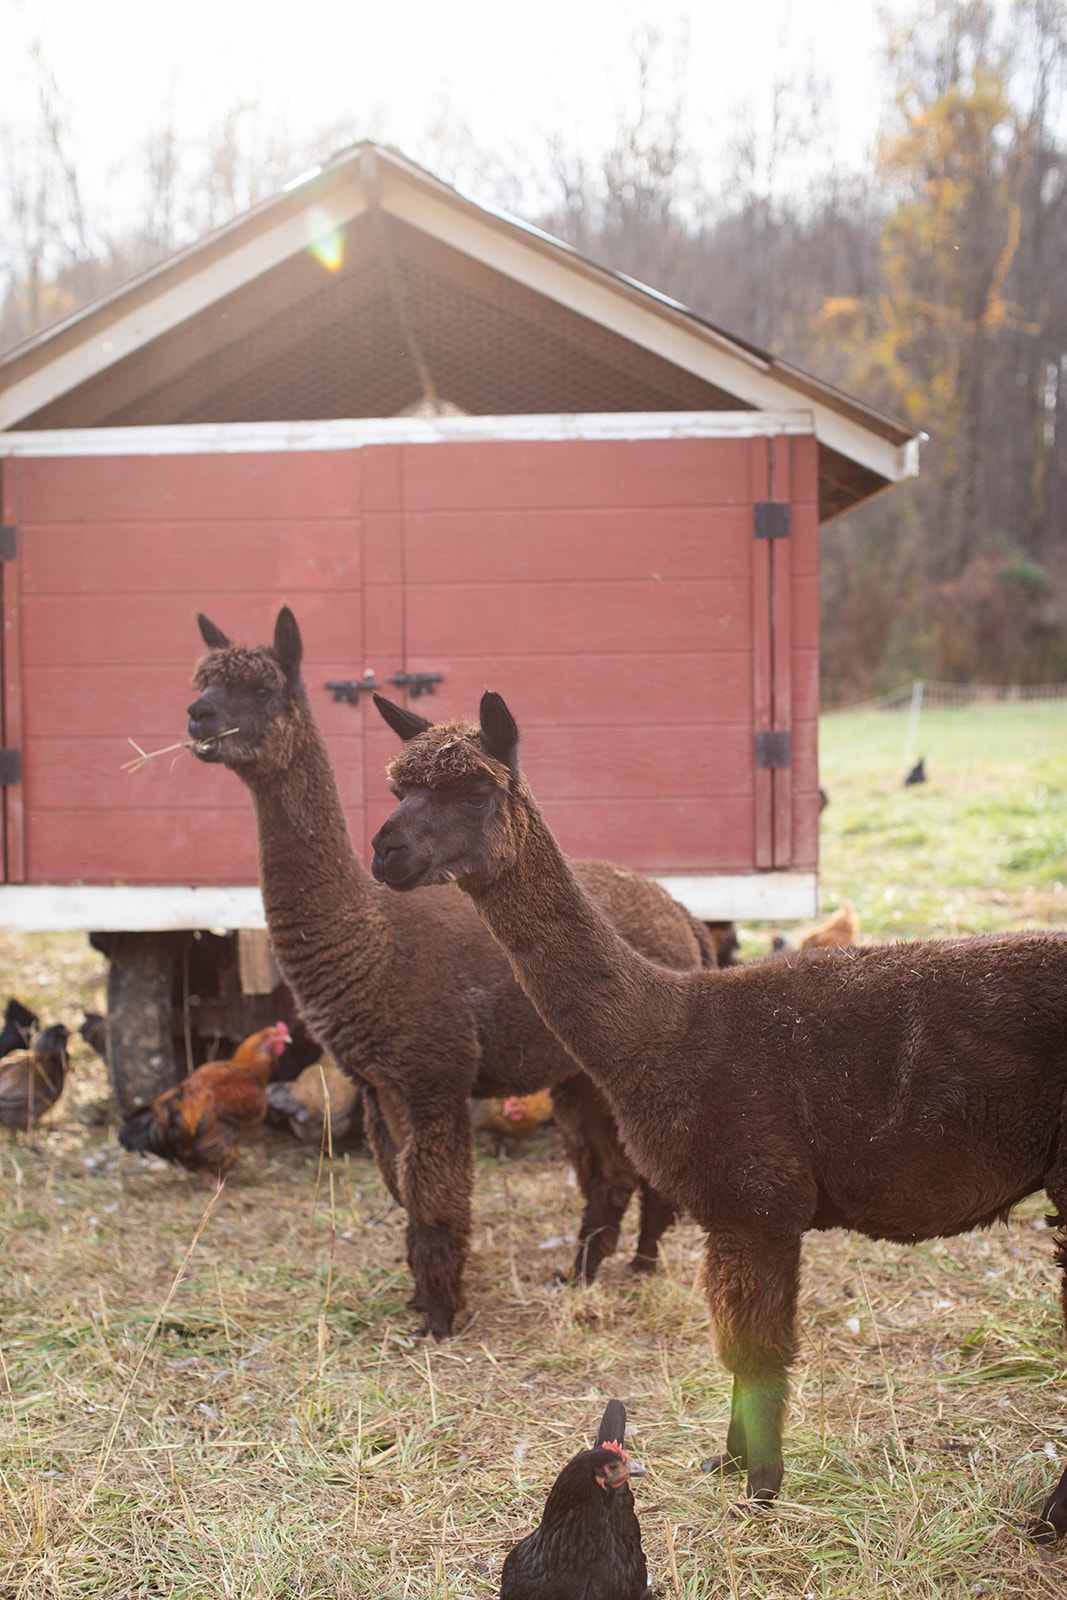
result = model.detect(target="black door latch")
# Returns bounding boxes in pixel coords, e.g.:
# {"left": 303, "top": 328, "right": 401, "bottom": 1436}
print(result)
{"left": 389, "top": 671, "right": 444, "bottom": 699}
{"left": 325, "top": 672, "right": 379, "bottom": 705}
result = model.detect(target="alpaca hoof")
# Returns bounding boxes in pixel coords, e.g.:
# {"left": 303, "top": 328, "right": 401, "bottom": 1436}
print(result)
{"left": 1029, "top": 1516, "right": 1059, "bottom": 1547}
{"left": 1033, "top": 1475, "right": 1067, "bottom": 1543}
{"left": 745, "top": 1467, "right": 782, "bottom": 1508}
{"left": 629, "top": 1253, "right": 659, "bottom": 1277}
{"left": 700, "top": 1453, "right": 745, "bottom": 1476}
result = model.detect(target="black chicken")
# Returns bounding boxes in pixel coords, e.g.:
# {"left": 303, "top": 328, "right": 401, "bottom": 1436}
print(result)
{"left": 80, "top": 1011, "right": 109, "bottom": 1062}
{"left": 0, "top": 998, "right": 38, "bottom": 1060}
{"left": 500, "top": 1400, "right": 647, "bottom": 1600}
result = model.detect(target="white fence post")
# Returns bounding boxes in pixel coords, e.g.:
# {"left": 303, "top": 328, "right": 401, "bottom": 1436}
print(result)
{"left": 905, "top": 679, "right": 925, "bottom": 764}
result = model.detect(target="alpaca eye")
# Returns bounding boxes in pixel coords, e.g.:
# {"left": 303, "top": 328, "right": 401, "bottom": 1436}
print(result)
{"left": 256, "top": 686, "right": 273, "bottom": 701}
{"left": 463, "top": 794, "right": 491, "bottom": 812}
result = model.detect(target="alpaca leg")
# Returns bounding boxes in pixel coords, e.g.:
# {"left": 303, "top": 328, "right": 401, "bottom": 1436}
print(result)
{"left": 551, "top": 1074, "right": 635, "bottom": 1285}
{"left": 363, "top": 1087, "right": 427, "bottom": 1314}
{"left": 395, "top": 1098, "right": 474, "bottom": 1340}
{"left": 1032, "top": 1174, "right": 1067, "bottom": 1541}
{"left": 699, "top": 1226, "right": 801, "bottom": 1506}
{"left": 632, "top": 1182, "right": 677, "bottom": 1275}
{"left": 701, "top": 1375, "right": 749, "bottom": 1474}
{"left": 362, "top": 1087, "right": 403, "bottom": 1207}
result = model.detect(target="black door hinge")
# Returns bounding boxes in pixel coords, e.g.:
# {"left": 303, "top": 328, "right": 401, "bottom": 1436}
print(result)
{"left": 0, "top": 750, "right": 21, "bottom": 785}
{"left": 754, "top": 502, "right": 790, "bottom": 540}
{"left": 0, "top": 525, "right": 15, "bottom": 560}
{"left": 755, "top": 730, "right": 791, "bottom": 768}
{"left": 390, "top": 671, "right": 443, "bottom": 699}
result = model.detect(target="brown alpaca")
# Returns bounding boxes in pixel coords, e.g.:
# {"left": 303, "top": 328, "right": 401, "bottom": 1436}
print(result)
{"left": 184, "top": 609, "right": 718, "bottom": 1336}
{"left": 370, "top": 690, "right": 1067, "bottom": 1540}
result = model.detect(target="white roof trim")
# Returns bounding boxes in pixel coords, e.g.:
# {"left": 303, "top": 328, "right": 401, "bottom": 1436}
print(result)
{"left": 0, "top": 409, "right": 815, "bottom": 457}
{"left": 0, "top": 177, "right": 369, "bottom": 431}
{"left": 0, "top": 874, "right": 817, "bottom": 931}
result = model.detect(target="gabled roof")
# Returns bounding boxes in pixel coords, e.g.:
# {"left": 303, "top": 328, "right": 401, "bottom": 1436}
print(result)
{"left": 0, "top": 140, "right": 919, "bottom": 518}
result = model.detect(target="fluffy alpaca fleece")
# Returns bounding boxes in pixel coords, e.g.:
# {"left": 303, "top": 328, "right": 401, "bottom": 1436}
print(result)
{"left": 185, "top": 611, "right": 717, "bottom": 1337}
{"left": 372, "top": 689, "right": 1067, "bottom": 1539}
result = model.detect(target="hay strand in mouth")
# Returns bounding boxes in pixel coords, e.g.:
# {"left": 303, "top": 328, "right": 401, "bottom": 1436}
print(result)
{"left": 120, "top": 728, "right": 239, "bottom": 772}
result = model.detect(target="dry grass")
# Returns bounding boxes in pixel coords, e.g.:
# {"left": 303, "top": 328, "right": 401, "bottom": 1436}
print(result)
{"left": 3, "top": 700, "right": 1067, "bottom": 1595}
{"left": 2, "top": 1016, "right": 1066, "bottom": 1598}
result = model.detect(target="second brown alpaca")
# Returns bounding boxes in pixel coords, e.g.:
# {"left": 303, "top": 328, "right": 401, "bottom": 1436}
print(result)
{"left": 371, "top": 690, "right": 1067, "bottom": 1541}
{"left": 184, "top": 608, "right": 718, "bottom": 1336}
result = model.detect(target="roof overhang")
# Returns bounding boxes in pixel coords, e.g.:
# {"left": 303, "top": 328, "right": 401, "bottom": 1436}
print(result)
{"left": 0, "top": 142, "right": 920, "bottom": 512}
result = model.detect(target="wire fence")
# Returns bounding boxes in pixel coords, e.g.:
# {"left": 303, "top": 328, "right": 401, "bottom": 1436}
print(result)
{"left": 827, "top": 678, "right": 1067, "bottom": 715}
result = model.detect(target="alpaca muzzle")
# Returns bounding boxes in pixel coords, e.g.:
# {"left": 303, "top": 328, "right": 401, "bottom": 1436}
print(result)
{"left": 187, "top": 693, "right": 229, "bottom": 759}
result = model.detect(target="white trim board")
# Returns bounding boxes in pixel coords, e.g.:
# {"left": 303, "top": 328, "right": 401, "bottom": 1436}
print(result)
{"left": 0, "top": 874, "right": 817, "bottom": 931}
{"left": 0, "top": 410, "right": 815, "bottom": 458}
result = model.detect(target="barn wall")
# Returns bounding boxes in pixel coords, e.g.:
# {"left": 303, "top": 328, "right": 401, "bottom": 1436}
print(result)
{"left": 4, "top": 431, "right": 819, "bottom": 887}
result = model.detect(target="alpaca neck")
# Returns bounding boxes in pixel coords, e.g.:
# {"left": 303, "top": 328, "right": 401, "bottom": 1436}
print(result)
{"left": 467, "top": 788, "right": 684, "bottom": 1096}
{"left": 241, "top": 709, "right": 385, "bottom": 983}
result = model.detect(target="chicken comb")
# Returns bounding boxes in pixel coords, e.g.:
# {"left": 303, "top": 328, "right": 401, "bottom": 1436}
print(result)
{"left": 600, "top": 1439, "right": 629, "bottom": 1461}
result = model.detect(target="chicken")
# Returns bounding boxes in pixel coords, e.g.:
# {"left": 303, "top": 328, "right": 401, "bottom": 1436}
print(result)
{"left": 79, "top": 1011, "right": 109, "bottom": 1062}
{"left": 473, "top": 1089, "right": 554, "bottom": 1157}
{"left": 0, "top": 1025, "right": 71, "bottom": 1133}
{"left": 800, "top": 899, "right": 858, "bottom": 950}
{"left": 118, "top": 1022, "right": 290, "bottom": 1182}
{"left": 770, "top": 900, "right": 859, "bottom": 958}
{"left": 0, "top": 998, "right": 39, "bottom": 1060}
{"left": 265, "top": 1055, "right": 361, "bottom": 1147}
{"left": 500, "top": 1400, "right": 647, "bottom": 1600}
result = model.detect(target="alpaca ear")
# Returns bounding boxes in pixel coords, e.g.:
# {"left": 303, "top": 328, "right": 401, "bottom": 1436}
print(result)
{"left": 595, "top": 1399, "right": 627, "bottom": 1450}
{"left": 479, "top": 691, "right": 519, "bottom": 773}
{"left": 373, "top": 694, "right": 433, "bottom": 742}
{"left": 197, "top": 613, "right": 231, "bottom": 650}
{"left": 273, "top": 606, "right": 303, "bottom": 682}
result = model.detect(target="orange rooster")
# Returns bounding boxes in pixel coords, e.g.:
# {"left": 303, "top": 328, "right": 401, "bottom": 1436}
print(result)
{"left": 118, "top": 1023, "right": 290, "bottom": 1182}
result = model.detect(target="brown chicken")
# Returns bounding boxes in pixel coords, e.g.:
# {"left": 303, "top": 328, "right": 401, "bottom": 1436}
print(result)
{"left": 118, "top": 1022, "right": 290, "bottom": 1181}
{"left": 265, "top": 1055, "right": 361, "bottom": 1146}
{"left": 0, "top": 1025, "right": 71, "bottom": 1134}
{"left": 800, "top": 900, "right": 859, "bottom": 950}
{"left": 473, "top": 1089, "right": 554, "bottom": 1157}
{"left": 772, "top": 900, "right": 860, "bottom": 957}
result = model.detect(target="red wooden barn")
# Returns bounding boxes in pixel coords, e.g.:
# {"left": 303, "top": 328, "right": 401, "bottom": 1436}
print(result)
{"left": 0, "top": 143, "right": 918, "bottom": 966}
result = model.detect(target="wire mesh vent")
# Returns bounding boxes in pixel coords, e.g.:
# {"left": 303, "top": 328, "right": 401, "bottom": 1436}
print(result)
{"left": 26, "top": 212, "right": 742, "bottom": 428}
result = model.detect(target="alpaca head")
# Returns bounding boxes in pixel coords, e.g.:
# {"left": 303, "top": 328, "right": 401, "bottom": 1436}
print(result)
{"left": 187, "top": 607, "right": 306, "bottom": 775}
{"left": 370, "top": 691, "right": 520, "bottom": 892}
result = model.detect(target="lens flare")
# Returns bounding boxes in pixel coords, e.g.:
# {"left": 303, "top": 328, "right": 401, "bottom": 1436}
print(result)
{"left": 306, "top": 207, "right": 344, "bottom": 272}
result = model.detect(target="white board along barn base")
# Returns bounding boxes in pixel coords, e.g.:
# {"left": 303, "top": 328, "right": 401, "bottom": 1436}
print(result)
{"left": 0, "top": 874, "right": 817, "bottom": 933}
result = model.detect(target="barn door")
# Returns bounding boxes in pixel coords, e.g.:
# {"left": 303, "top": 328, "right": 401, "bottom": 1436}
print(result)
{"left": 372, "top": 435, "right": 760, "bottom": 876}
{"left": 751, "top": 433, "right": 820, "bottom": 873}
{"left": 8, "top": 448, "right": 367, "bottom": 885}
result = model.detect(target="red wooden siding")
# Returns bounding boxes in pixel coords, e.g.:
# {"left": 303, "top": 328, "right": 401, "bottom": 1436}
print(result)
{"left": 370, "top": 435, "right": 780, "bottom": 875}
{"left": 3, "top": 434, "right": 819, "bottom": 887}
{"left": 7, "top": 451, "right": 364, "bottom": 884}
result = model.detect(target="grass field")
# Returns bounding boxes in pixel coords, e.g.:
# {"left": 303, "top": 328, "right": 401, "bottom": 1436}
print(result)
{"left": 1, "top": 703, "right": 1066, "bottom": 1598}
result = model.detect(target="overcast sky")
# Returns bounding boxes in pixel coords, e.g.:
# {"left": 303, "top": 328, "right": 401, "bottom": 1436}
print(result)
{"left": 6, "top": 0, "right": 902, "bottom": 223}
